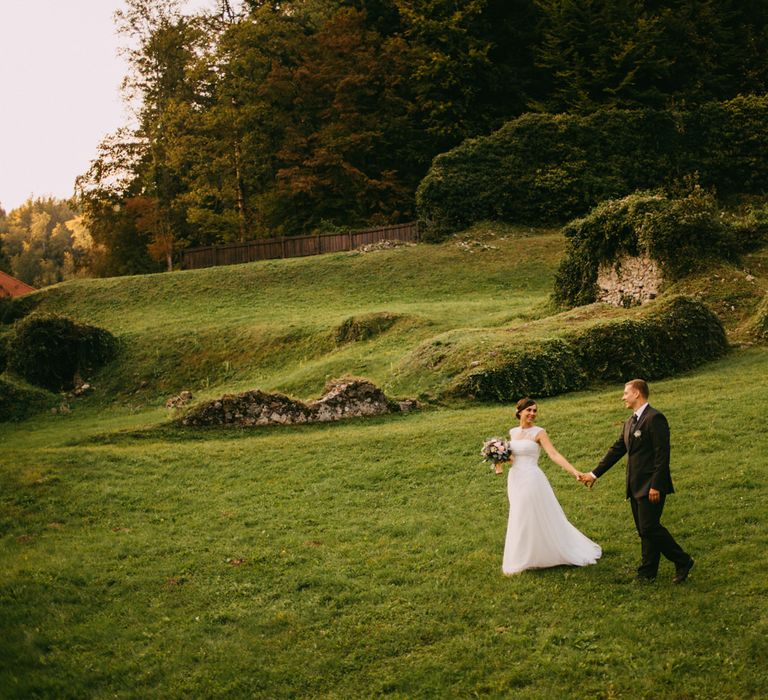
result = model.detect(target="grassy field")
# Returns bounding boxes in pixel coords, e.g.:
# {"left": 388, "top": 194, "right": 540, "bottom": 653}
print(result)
{"left": 1, "top": 224, "right": 767, "bottom": 698}
{"left": 15, "top": 223, "right": 563, "bottom": 403}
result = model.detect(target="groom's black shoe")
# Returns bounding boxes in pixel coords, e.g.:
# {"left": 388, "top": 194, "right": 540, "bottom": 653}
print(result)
{"left": 673, "top": 558, "right": 694, "bottom": 584}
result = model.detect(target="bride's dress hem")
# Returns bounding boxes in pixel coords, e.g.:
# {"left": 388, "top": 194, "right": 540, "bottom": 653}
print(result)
{"left": 502, "top": 557, "right": 600, "bottom": 577}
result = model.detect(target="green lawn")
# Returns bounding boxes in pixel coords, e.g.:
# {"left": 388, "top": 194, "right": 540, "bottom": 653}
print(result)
{"left": 1, "top": 225, "right": 767, "bottom": 698}
{"left": 2, "top": 348, "right": 767, "bottom": 698}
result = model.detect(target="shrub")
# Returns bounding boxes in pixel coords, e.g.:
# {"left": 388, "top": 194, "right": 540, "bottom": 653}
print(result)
{"left": 569, "top": 296, "right": 729, "bottom": 382}
{"left": 727, "top": 201, "right": 768, "bottom": 253}
{"left": 6, "top": 314, "right": 118, "bottom": 392}
{"left": 685, "top": 95, "right": 768, "bottom": 195}
{"left": 553, "top": 187, "right": 736, "bottom": 307}
{"left": 0, "top": 377, "right": 54, "bottom": 422}
{"left": 0, "top": 294, "right": 38, "bottom": 325}
{"left": 451, "top": 339, "right": 586, "bottom": 401}
{"left": 636, "top": 189, "right": 735, "bottom": 276}
{"left": 569, "top": 319, "right": 666, "bottom": 381}
{"left": 417, "top": 96, "right": 768, "bottom": 239}
{"left": 449, "top": 296, "right": 727, "bottom": 401}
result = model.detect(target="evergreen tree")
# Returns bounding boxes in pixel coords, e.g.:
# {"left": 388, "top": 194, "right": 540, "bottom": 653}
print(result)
{"left": 73, "top": 0, "right": 768, "bottom": 272}
{"left": 395, "top": 0, "right": 539, "bottom": 150}
{"left": 532, "top": 0, "right": 768, "bottom": 112}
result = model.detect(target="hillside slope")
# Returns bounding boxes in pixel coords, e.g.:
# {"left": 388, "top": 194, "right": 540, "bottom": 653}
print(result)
{"left": 3, "top": 223, "right": 767, "bottom": 413}
{"left": 7, "top": 225, "right": 561, "bottom": 403}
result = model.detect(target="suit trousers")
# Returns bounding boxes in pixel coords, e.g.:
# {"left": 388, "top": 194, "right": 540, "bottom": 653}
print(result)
{"left": 630, "top": 494, "right": 689, "bottom": 577}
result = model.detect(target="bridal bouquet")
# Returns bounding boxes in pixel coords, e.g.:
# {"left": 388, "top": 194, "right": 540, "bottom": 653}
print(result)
{"left": 480, "top": 437, "right": 512, "bottom": 466}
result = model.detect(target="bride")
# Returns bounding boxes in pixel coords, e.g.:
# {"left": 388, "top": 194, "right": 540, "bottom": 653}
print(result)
{"left": 497, "top": 397, "right": 602, "bottom": 575}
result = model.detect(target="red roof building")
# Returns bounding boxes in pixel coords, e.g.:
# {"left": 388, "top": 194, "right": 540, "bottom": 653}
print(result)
{"left": 0, "top": 271, "right": 36, "bottom": 298}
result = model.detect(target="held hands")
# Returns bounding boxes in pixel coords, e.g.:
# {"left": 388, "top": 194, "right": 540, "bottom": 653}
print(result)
{"left": 577, "top": 472, "right": 597, "bottom": 489}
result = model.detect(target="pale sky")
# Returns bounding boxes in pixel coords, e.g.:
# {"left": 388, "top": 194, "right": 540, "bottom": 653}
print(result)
{"left": 0, "top": 0, "right": 211, "bottom": 214}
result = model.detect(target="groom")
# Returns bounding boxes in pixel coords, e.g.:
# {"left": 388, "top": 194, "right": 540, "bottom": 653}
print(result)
{"left": 580, "top": 379, "right": 694, "bottom": 583}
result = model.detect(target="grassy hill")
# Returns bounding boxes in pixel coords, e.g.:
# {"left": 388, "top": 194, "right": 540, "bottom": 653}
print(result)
{"left": 1, "top": 224, "right": 767, "bottom": 698}
{"left": 6, "top": 221, "right": 766, "bottom": 409}
{"left": 4, "top": 223, "right": 566, "bottom": 404}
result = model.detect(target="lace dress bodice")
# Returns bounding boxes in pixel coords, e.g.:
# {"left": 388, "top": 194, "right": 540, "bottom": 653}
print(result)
{"left": 509, "top": 426, "right": 544, "bottom": 467}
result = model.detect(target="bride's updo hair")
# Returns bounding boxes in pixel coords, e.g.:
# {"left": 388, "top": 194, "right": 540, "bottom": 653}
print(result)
{"left": 515, "top": 397, "right": 537, "bottom": 418}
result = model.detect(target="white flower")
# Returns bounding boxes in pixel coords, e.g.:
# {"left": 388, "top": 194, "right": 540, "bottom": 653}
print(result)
{"left": 633, "top": 429, "right": 642, "bottom": 438}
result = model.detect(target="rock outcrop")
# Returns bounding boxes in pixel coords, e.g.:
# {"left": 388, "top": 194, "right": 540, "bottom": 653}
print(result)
{"left": 356, "top": 239, "right": 416, "bottom": 253}
{"left": 179, "top": 377, "right": 418, "bottom": 427}
{"left": 166, "top": 391, "right": 193, "bottom": 409}
{"left": 597, "top": 255, "right": 662, "bottom": 307}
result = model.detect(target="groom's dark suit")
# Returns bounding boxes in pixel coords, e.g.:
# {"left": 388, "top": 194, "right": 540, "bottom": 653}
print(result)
{"left": 594, "top": 405, "right": 690, "bottom": 579}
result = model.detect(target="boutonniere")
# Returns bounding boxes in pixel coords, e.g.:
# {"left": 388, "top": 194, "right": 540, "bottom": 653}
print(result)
{"left": 633, "top": 429, "right": 642, "bottom": 438}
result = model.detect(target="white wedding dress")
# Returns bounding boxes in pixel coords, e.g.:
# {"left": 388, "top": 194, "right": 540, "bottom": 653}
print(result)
{"left": 502, "top": 426, "right": 601, "bottom": 575}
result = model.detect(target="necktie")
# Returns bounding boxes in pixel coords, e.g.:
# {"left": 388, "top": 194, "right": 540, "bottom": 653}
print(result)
{"left": 630, "top": 413, "right": 638, "bottom": 433}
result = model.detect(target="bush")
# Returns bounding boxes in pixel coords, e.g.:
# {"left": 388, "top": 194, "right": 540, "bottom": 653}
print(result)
{"left": 553, "top": 187, "right": 736, "bottom": 307}
{"left": 569, "top": 296, "right": 729, "bottom": 382}
{"left": 6, "top": 314, "right": 118, "bottom": 392}
{"left": 449, "top": 296, "right": 727, "bottom": 401}
{"left": 0, "top": 377, "right": 54, "bottom": 422}
{"left": 0, "top": 294, "right": 38, "bottom": 325}
{"left": 636, "top": 189, "right": 735, "bottom": 276}
{"left": 569, "top": 319, "right": 666, "bottom": 381}
{"left": 451, "top": 339, "right": 586, "bottom": 401}
{"left": 727, "top": 201, "right": 768, "bottom": 253}
{"left": 417, "top": 96, "right": 768, "bottom": 239}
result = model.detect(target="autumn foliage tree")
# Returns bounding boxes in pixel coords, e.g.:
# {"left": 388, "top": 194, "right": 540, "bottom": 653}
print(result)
{"left": 74, "top": 0, "right": 768, "bottom": 275}
{"left": 0, "top": 198, "right": 93, "bottom": 286}
{"left": 265, "top": 8, "right": 419, "bottom": 233}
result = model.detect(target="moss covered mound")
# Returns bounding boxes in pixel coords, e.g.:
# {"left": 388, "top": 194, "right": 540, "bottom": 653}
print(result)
{"left": 447, "top": 295, "right": 728, "bottom": 401}
{"left": 0, "top": 377, "right": 55, "bottom": 422}
{"left": 5, "top": 314, "right": 118, "bottom": 392}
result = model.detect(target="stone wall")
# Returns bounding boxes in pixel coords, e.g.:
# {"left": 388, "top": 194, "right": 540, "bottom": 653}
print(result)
{"left": 596, "top": 255, "right": 663, "bottom": 307}
{"left": 178, "top": 377, "right": 418, "bottom": 427}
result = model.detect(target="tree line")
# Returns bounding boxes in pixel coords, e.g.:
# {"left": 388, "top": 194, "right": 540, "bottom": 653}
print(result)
{"left": 7, "top": 0, "right": 768, "bottom": 280}
{"left": 0, "top": 199, "right": 96, "bottom": 287}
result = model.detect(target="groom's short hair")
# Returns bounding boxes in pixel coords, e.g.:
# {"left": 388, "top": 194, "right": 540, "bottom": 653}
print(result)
{"left": 626, "top": 379, "right": 649, "bottom": 398}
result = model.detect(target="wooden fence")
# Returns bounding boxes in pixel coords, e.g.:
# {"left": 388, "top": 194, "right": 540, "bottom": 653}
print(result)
{"left": 180, "top": 221, "right": 420, "bottom": 270}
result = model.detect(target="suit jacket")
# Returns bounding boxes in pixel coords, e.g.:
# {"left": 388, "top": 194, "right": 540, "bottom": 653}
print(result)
{"left": 593, "top": 405, "right": 675, "bottom": 500}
